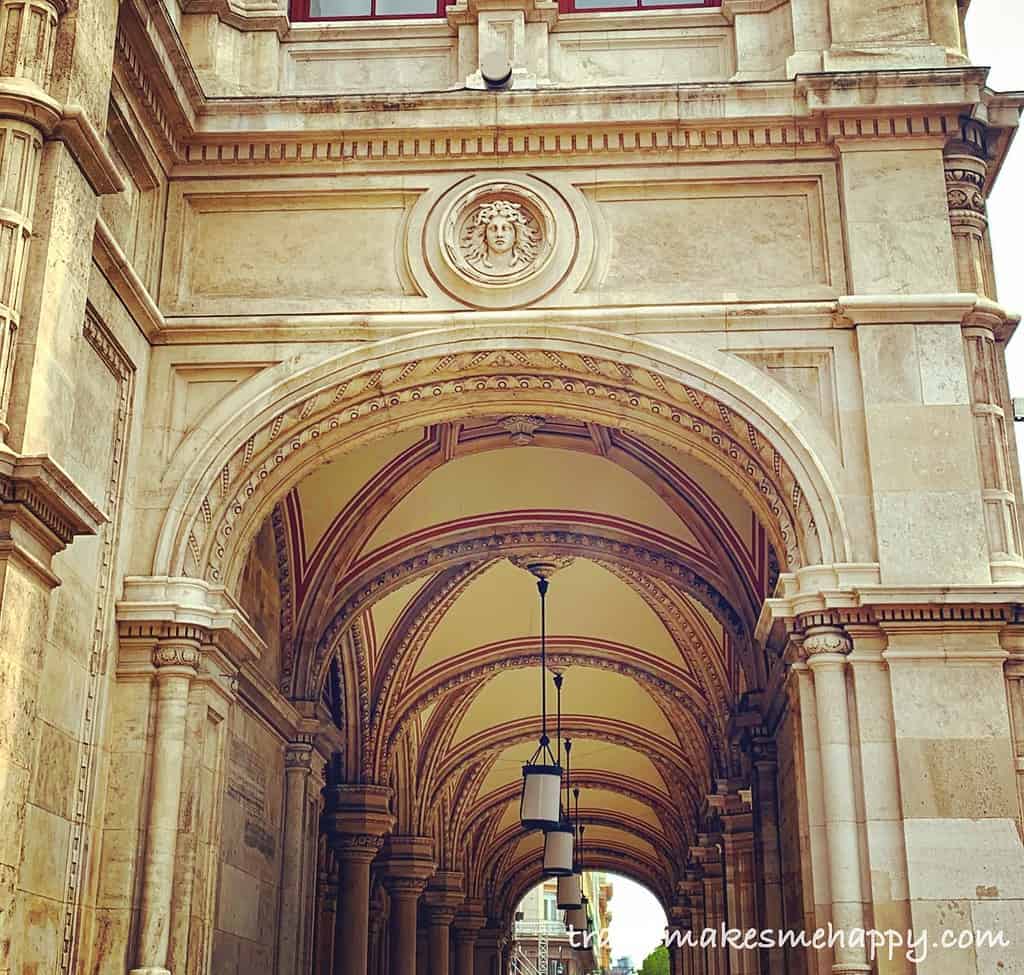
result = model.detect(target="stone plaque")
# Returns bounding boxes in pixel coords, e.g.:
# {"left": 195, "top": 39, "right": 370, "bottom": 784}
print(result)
{"left": 227, "top": 738, "right": 267, "bottom": 817}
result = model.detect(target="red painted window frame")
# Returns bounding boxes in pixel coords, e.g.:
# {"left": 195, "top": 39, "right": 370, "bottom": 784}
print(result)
{"left": 557, "top": 0, "right": 720, "bottom": 11}
{"left": 290, "top": 0, "right": 450, "bottom": 22}
{"left": 290, "top": 0, "right": 719, "bottom": 21}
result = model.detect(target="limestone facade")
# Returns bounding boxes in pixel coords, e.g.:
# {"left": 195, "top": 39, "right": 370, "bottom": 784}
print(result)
{"left": 0, "top": 0, "right": 1022, "bottom": 974}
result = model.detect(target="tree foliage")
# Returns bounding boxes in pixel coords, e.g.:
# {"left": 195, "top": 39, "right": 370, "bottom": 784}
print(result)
{"left": 638, "top": 945, "right": 669, "bottom": 975}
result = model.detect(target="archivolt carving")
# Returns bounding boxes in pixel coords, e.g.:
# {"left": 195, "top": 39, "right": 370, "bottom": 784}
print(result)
{"left": 170, "top": 345, "right": 827, "bottom": 594}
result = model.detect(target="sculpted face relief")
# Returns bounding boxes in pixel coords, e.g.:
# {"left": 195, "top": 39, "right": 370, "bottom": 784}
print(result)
{"left": 460, "top": 197, "right": 541, "bottom": 277}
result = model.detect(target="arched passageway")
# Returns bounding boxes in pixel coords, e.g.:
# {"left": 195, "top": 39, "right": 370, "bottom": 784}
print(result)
{"left": 220, "top": 390, "right": 812, "bottom": 975}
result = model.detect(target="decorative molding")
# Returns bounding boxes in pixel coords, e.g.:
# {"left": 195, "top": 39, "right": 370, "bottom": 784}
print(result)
{"left": 173, "top": 347, "right": 816, "bottom": 591}
{"left": 0, "top": 447, "right": 106, "bottom": 549}
{"left": 152, "top": 641, "right": 203, "bottom": 669}
{"left": 92, "top": 217, "right": 165, "bottom": 343}
{"left": 117, "top": 575, "right": 267, "bottom": 667}
{"left": 53, "top": 106, "right": 126, "bottom": 195}
{"left": 498, "top": 414, "right": 546, "bottom": 445}
{"left": 799, "top": 625, "right": 851, "bottom": 659}
{"left": 60, "top": 306, "right": 136, "bottom": 975}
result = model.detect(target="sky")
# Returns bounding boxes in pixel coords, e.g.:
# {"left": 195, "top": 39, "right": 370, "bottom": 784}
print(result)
{"left": 602, "top": 6, "right": 1024, "bottom": 967}
{"left": 967, "top": 2, "right": 1024, "bottom": 429}
{"left": 604, "top": 874, "right": 667, "bottom": 967}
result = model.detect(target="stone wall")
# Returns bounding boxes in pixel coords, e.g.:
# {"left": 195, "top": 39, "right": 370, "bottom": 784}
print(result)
{"left": 213, "top": 708, "right": 287, "bottom": 974}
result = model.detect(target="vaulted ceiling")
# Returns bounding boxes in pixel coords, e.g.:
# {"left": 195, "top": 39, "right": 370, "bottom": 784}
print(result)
{"left": 262, "top": 415, "right": 777, "bottom": 911}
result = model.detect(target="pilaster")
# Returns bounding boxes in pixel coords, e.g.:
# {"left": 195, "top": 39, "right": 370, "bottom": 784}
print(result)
{"left": 0, "top": 447, "right": 103, "bottom": 973}
{"left": 710, "top": 781, "right": 759, "bottom": 975}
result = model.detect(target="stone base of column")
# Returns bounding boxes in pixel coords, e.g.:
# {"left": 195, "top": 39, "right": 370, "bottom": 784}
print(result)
{"left": 832, "top": 966, "right": 872, "bottom": 975}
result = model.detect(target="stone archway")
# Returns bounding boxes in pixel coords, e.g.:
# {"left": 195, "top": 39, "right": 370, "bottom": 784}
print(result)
{"left": 151, "top": 326, "right": 852, "bottom": 595}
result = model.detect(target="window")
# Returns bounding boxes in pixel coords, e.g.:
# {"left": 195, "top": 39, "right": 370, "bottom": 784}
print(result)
{"left": 559, "top": 0, "right": 719, "bottom": 11}
{"left": 291, "top": 0, "right": 447, "bottom": 20}
{"left": 290, "top": 0, "right": 719, "bottom": 21}
{"left": 543, "top": 893, "right": 558, "bottom": 921}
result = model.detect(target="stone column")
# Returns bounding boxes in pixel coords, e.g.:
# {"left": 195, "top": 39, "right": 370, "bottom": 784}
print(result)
{"left": 716, "top": 785, "right": 758, "bottom": 975}
{"left": 427, "top": 906, "right": 456, "bottom": 975}
{"left": 380, "top": 835, "right": 436, "bottom": 975}
{"left": 130, "top": 639, "right": 201, "bottom": 975}
{"left": 847, "top": 625, "right": 914, "bottom": 975}
{"left": 277, "top": 737, "right": 315, "bottom": 975}
{"left": 803, "top": 626, "right": 870, "bottom": 975}
{"left": 1004, "top": 629, "right": 1024, "bottom": 832}
{"left": 0, "top": 452, "right": 103, "bottom": 968}
{"left": 0, "top": 0, "right": 64, "bottom": 439}
{"left": 668, "top": 903, "right": 691, "bottom": 975}
{"left": 944, "top": 119, "right": 996, "bottom": 300}
{"left": 322, "top": 784, "right": 395, "bottom": 975}
{"left": 693, "top": 842, "right": 725, "bottom": 975}
{"left": 476, "top": 926, "right": 501, "bottom": 975}
{"left": 750, "top": 739, "right": 785, "bottom": 975}
{"left": 453, "top": 901, "right": 486, "bottom": 975}
{"left": 425, "top": 872, "right": 464, "bottom": 975}
{"left": 315, "top": 849, "right": 339, "bottom": 975}
{"left": 681, "top": 873, "right": 705, "bottom": 975}
{"left": 790, "top": 656, "right": 832, "bottom": 975}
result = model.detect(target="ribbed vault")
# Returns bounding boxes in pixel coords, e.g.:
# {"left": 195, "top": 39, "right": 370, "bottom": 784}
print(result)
{"left": 244, "top": 413, "right": 782, "bottom": 927}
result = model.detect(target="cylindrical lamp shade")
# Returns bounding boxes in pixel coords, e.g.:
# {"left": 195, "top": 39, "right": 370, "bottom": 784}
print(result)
{"left": 543, "top": 825, "right": 574, "bottom": 877}
{"left": 564, "top": 904, "right": 587, "bottom": 932}
{"left": 557, "top": 872, "right": 583, "bottom": 910}
{"left": 521, "top": 764, "right": 562, "bottom": 830}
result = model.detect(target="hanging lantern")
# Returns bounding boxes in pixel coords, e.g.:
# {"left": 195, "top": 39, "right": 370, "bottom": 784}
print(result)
{"left": 543, "top": 696, "right": 575, "bottom": 876}
{"left": 565, "top": 895, "right": 589, "bottom": 933}
{"left": 557, "top": 872, "right": 582, "bottom": 911}
{"left": 558, "top": 781, "right": 583, "bottom": 907}
{"left": 543, "top": 822, "right": 574, "bottom": 876}
{"left": 520, "top": 570, "right": 562, "bottom": 830}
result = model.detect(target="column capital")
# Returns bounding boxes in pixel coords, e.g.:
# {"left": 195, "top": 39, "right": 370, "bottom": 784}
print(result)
{"left": 152, "top": 639, "right": 202, "bottom": 674}
{"left": 425, "top": 870, "right": 465, "bottom": 911}
{"left": 322, "top": 783, "right": 394, "bottom": 842}
{"left": 331, "top": 832, "right": 385, "bottom": 864}
{"left": 284, "top": 737, "right": 315, "bottom": 772}
{"left": 454, "top": 898, "right": 486, "bottom": 933}
{"left": 427, "top": 904, "right": 458, "bottom": 926}
{"left": 379, "top": 833, "right": 435, "bottom": 896}
{"left": 801, "top": 624, "right": 852, "bottom": 664}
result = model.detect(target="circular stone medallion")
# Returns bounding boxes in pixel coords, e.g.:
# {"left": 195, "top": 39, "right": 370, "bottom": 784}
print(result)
{"left": 442, "top": 184, "right": 555, "bottom": 287}
{"left": 423, "top": 174, "right": 578, "bottom": 309}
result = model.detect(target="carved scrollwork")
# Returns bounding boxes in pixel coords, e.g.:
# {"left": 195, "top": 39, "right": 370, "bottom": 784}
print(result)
{"left": 800, "top": 626, "right": 852, "bottom": 659}
{"left": 152, "top": 642, "right": 201, "bottom": 670}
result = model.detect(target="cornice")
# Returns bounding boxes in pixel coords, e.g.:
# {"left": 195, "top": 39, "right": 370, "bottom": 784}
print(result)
{"left": 183, "top": 0, "right": 290, "bottom": 36}
{"left": 117, "top": 575, "right": 267, "bottom": 666}
{"left": 93, "top": 216, "right": 165, "bottom": 343}
{"left": 107, "top": 20, "right": 1024, "bottom": 172}
{"left": 0, "top": 447, "right": 107, "bottom": 546}
{"left": 758, "top": 581, "right": 1024, "bottom": 652}
{"left": 54, "top": 107, "right": 126, "bottom": 195}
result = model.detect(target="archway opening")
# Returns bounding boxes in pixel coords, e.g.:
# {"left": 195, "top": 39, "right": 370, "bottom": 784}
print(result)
{"left": 512, "top": 872, "right": 666, "bottom": 975}
{"left": 223, "top": 400, "right": 816, "bottom": 974}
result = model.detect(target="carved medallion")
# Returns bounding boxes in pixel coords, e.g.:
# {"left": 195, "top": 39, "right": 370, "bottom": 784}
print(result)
{"left": 418, "top": 173, "right": 584, "bottom": 310}
{"left": 442, "top": 185, "right": 554, "bottom": 286}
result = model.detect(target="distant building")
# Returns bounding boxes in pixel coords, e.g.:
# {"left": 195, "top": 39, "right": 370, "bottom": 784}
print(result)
{"left": 513, "top": 873, "right": 613, "bottom": 974}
